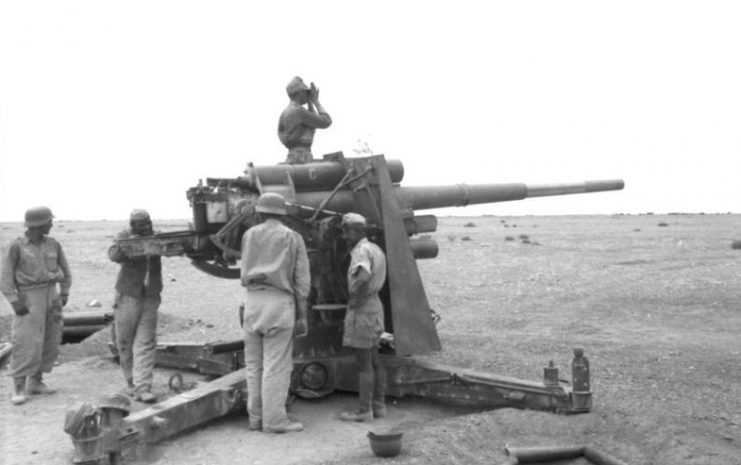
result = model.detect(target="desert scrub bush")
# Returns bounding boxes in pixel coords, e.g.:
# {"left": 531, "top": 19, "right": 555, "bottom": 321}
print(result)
{"left": 521, "top": 238, "right": 531, "bottom": 244}
{"left": 658, "top": 222, "right": 668, "bottom": 227}
{"left": 732, "top": 240, "right": 741, "bottom": 250}
{"left": 464, "top": 222, "right": 476, "bottom": 228}
{"left": 461, "top": 236, "right": 471, "bottom": 241}
{"left": 447, "top": 235, "right": 456, "bottom": 242}
{"left": 504, "top": 236, "right": 515, "bottom": 241}
{"left": 633, "top": 228, "right": 641, "bottom": 232}
{"left": 518, "top": 234, "right": 529, "bottom": 240}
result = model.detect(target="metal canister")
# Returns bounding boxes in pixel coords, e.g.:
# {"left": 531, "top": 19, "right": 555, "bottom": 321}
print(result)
{"left": 543, "top": 360, "right": 559, "bottom": 388}
{"left": 571, "top": 348, "right": 590, "bottom": 392}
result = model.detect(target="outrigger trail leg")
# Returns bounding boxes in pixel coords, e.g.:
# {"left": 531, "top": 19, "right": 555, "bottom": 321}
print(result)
{"left": 153, "top": 341, "right": 591, "bottom": 413}
{"left": 70, "top": 344, "right": 589, "bottom": 464}
{"left": 119, "top": 370, "right": 246, "bottom": 444}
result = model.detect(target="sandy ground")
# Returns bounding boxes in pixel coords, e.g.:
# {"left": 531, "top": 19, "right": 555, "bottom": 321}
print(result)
{"left": 1, "top": 214, "right": 740, "bottom": 465}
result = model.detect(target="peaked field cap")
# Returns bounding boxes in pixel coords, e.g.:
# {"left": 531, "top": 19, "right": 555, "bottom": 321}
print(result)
{"left": 255, "top": 192, "right": 287, "bottom": 215}
{"left": 286, "top": 76, "right": 310, "bottom": 96}
{"left": 342, "top": 213, "right": 367, "bottom": 228}
{"left": 129, "top": 209, "right": 150, "bottom": 221}
{"left": 24, "top": 206, "right": 54, "bottom": 227}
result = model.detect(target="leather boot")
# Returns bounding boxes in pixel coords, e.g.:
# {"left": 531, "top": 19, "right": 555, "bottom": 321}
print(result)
{"left": 27, "top": 373, "right": 56, "bottom": 395}
{"left": 122, "top": 378, "right": 134, "bottom": 396}
{"left": 11, "top": 377, "right": 27, "bottom": 405}
{"left": 263, "top": 421, "right": 304, "bottom": 433}
{"left": 134, "top": 386, "right": 157, "bottom": 403}
{"left": 340, "top": 372, "right": 374, "bottom": 422}
{"left": 372, "top": 365, "right": 387, "bottom": 418}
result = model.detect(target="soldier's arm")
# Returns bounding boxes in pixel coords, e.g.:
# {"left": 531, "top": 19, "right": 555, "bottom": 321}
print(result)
{"left": 348, "top": 247, "right": 373, "bottom": 299}
{"left": 293, "top": 235, "right": 311, "bottom": 318}
{"left": 108, "top": 231, "right": 130, "bottom": 263}
{"left": 239, "top": 229, "right": 254, "bottom": 287}
{"left": 56, "top": 241, "right": 72, "bottom": 297}
{"left": 277, "top": 112, "right": 292, "bottom": 147}
{"left": 0, "top": 242, "right": 20, "bottom": 303}
{"left": 349, "top": 267, "right": 371, "bottom": 296}
{"left": 298, "top": 105, "right": 332, "bottom": 129}
{"left": 277, "top": 122, "right": 289, "bottom": 146}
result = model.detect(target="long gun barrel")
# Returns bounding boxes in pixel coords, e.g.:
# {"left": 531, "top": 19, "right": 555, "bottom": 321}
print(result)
{"left": 293, "top": 179, "right": 624, "bottom": 212}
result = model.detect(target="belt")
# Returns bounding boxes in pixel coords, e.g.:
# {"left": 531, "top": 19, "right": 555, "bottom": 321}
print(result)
{"left": 17, "top": 282, "right": 55, "bottom": 291}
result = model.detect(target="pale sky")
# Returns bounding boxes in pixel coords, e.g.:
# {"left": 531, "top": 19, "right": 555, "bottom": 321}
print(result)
{"left": 1, "top": 1, "right": 740, "bottom": 221}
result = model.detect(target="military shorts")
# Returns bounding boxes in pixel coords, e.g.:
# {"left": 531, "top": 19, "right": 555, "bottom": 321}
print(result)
{"left": 342, "top": 297, "right": 384, "bottom": 349}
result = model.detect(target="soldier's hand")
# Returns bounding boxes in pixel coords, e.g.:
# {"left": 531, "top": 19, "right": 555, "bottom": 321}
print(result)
{"left": 310, "top": 82, "right": 319, "bottom": 102}
{"left": 11, "top": 301, "right": 29, "bottom": 316}
{"left": 60, "top": 294, "right": 69, "bottom": 306}
{"left": 295, "top": 318, "right": 308, "bottom": 338}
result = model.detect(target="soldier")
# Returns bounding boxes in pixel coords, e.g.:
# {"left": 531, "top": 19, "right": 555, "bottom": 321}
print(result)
{"left": 339, "top": 213, "right": 388, "bottom": 422}
{"left": 1, "top": 206, "right": 71, "bottom": 405}
{"left": 108, "top": 209, "right": 162, "bottom": 403}
{"left": 240, "top": 192, "right": 310, "bottom": 433}
{"left": 278, "top": 76, "right": 332, "bottom": 164}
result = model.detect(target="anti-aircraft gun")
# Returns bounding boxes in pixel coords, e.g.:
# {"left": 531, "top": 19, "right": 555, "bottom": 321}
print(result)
{"left": 67, "top": 153, "right": 623, "bottom": 464}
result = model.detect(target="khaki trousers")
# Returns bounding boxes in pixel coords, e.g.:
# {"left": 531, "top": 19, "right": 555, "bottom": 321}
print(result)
{"left": 243, "top": 289, "right": 295, "bottom": 430}
{"left": 9, "top": 285, "right": 63, "bottom": 378}
{"left": 114, "top": 293, "right": 160, "bottom": 393}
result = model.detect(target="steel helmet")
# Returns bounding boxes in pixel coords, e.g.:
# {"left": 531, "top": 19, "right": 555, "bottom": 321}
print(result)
{"left": 255, "top": 192, "right": 287, "bottom": 216}
{"left": 24, "top": 206, "right": 54, "bottom": 227}
{"left": 129, "top": 209, "right": 150, "bottom": 221}
{"left": 341, "top": 212, "right": 367, "bottom": 228}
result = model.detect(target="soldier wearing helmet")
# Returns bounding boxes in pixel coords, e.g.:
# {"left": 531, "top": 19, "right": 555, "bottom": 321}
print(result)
{"left": 338, "top": 212, "right": 388, "bottom": 422}
{"left": 240, "top": 192, "right": 311, "bottom": 433}
{"left": 108, "top": 209, "right": 162, "bottom": 403}
{"left": 1, "top": 206, "right": 72, "bottom": 405}
{"left": 277, "top": 76, "right": 332, "bottom": 164}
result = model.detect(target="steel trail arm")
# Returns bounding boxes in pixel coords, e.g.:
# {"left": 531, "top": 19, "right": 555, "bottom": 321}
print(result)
{"left": 382, "top": 356, "right": 590, "bottom": 413}
{"left": 65, "top": 369, "right": 247, "bottom": 465}
{"left": 78, "top": 337, "right": 588, "bottom": 461}
{"left": 79, "top": 354, "right": 587, "bottom": 464}
{"left": 117, "top": 370, "right": 246, "bottom": 450}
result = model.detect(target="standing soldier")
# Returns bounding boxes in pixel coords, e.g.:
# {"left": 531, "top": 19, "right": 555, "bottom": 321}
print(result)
{"left": 1, "top": 206, "right": 71, "bottom": 405}
{"left": 278, "top": 76, "right": 332, "bottom": 164}
{"left": 108, "top": 209, "right": 162, "bottom": 403}
{"left": 338, "top": 213, "right": 388, "bottom": 422}
{"left": 240, "top": 192, "right": 310, "bottom": 433}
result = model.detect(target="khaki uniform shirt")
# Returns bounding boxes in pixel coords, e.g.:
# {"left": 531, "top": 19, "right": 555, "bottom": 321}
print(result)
{"left": 277, "top": 101, "right": 332, "bottom": 150}
{"left": 108, "top": 229, "right": 163, "bottom": 298}
{"left": 0, "top": 235, "right": 72, "bottom": 304}
{"left": 343, "top": 238, "right": 387, "bottom": 348}
{"left": 240, "top": 219, "right": 311, "bottom": 331}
